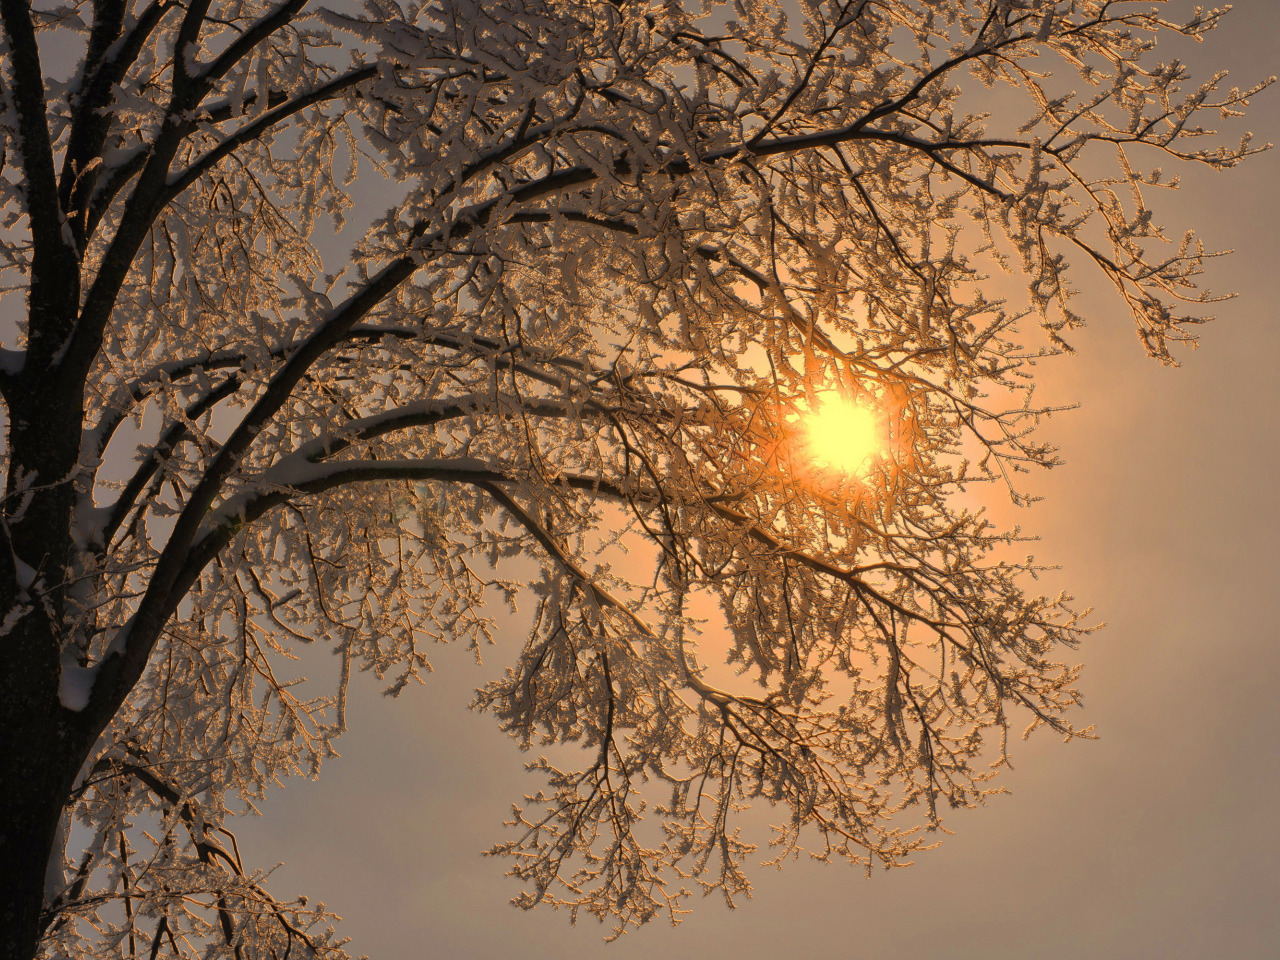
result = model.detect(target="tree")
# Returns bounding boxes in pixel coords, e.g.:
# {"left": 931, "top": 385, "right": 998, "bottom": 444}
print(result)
{"left": 0, "top": 0, "right": 1267, "bottom": 956}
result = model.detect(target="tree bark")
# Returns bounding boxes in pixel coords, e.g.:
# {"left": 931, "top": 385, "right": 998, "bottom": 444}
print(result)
{"left": 0, "top": 688, "right": 83, "bottom": 960}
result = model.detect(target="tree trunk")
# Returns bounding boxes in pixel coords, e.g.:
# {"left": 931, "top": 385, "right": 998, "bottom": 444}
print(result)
{"left": 0, "top": 609, "right": 88, "bottom": 960}
{"left": 0, "top": 726, "right": 82, "bottom": 960}
{"left": 0, "top": 263, "right": 96, "bottom": 955}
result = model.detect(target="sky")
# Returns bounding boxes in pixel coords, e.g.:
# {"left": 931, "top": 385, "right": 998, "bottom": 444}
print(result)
{"left": 233, "top": 6, "right": 1280, "bottom": 958}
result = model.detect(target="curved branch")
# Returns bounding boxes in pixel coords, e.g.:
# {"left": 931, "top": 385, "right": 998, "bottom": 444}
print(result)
{"left": 162, "top": 65, "right": 377, "bottom": 202}
{"left": 85, "top": 324, "right": 434, "bottom": 460}
{"left": 194, "top": 0, "right": 311, "bottom": 91}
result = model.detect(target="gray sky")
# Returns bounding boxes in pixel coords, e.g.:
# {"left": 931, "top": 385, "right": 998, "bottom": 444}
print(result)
{"left": 236, "top": 6, "right": 1280, "bottom": 957}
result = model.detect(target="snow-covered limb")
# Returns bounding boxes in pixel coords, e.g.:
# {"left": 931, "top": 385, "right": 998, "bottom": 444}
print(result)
{"left": 197, "top": 455, "right": 504, "bottom": 543}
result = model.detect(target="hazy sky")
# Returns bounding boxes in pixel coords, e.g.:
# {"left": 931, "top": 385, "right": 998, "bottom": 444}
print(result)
{"left": 235, "top": 6, "right": 1280, "bottom": 958}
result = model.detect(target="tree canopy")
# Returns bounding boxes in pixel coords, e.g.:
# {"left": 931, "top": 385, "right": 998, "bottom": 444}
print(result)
{"left": 0, "top": 1, "right": 1267, "bottom": 957}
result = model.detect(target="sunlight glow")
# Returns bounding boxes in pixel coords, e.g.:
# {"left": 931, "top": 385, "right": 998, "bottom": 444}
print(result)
{"left": 803, "top": 393, "right": 886, "bottom": 477}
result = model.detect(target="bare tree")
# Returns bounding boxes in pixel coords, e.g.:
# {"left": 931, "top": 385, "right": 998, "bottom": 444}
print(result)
{"left": 0, "top": 0, "right": 1267, "bottom": 956}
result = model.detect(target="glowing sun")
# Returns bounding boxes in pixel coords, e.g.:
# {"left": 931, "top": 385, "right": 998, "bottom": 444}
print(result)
{"left": 803, "top": 393, "right": 885, "bottom": 476}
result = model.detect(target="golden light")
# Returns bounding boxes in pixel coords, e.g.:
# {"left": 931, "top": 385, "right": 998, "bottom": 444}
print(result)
{"left": 802, "top": 392, "right": 886, "bottom": 476}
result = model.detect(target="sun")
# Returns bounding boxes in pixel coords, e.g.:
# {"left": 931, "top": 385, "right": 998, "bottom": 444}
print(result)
{"left": 803, "top": 393, "right": 886, "bottom": 476}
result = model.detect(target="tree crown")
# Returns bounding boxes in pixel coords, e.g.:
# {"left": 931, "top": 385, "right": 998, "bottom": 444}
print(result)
{"left": 0, "top": 0, "right": 1268, "bottom": 955}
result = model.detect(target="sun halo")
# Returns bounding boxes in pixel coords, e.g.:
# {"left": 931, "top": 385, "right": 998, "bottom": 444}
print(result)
{"left": 802, "top": 393, "right": 886, "bottom": 477}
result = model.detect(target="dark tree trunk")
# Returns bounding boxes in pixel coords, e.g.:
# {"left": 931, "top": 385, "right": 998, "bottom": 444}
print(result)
{"left": 1, "top": 384, "right": 95, "bottom": 959}
{"left": 0, "top": 691, "right": 84, "bottom": 960}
